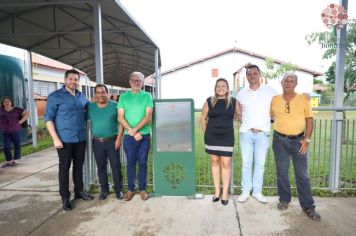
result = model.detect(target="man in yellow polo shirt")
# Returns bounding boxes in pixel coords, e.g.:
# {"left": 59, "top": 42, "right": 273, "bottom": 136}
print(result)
{"left": 271, "top": 73, "right": 320, "bottom": 221}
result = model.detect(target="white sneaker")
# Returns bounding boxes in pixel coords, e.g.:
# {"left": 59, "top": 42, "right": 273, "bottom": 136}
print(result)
{"left": 252, "top": 192, "right": 268, "bottom": 203}
{"left": 237, "top": 192, "right": 250, "bottom": 202}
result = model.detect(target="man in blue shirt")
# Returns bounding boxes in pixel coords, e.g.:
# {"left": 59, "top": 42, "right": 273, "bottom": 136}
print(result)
{"left": 45, "top": 69, "right": 94, "bottom": 211}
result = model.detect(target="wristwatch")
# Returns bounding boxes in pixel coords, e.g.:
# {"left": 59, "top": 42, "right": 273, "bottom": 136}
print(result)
{"left": 304, "top": 138, "right": 311, "bottom": 143}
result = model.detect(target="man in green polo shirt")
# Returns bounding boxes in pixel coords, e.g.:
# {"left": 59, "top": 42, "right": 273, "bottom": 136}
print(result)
{"left": 117, "top": 71, "right": 153, "bottom": 201}
{"left": 87, "top": 84, "right": 124, "bottom": 200}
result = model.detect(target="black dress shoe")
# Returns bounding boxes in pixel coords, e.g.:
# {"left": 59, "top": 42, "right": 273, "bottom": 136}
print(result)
{"left": 212, "top": 196, "right": 220, "bottom": 202}
{"left": 62, "top": 199, "right": 73, "bottom": 210}
{"left": 116, "top": 191, "right": 124, "bottom": 200}
{"left": 221, "top": 199, "right": 229, "bottom": 205}
{"left": 75, "top": 191, "right": 94, "bottom": 200}
{"left": 99, "top": 191, "right": 108, "bottom": 200}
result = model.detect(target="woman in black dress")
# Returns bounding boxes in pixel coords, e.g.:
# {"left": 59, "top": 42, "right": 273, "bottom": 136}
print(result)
{"left": 201, "top": 78, "right": 238, "bottom": 205}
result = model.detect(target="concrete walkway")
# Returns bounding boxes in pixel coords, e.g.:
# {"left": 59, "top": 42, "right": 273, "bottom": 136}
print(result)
{"left": 0, "top": 148, "right": 355, "bottom": 236}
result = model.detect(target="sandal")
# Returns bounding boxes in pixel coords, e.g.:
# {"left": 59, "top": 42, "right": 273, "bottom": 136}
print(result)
{"left": 303, "top": 208, "right": 321, "bottom": 221}
{"left": 2, "top": 163, "right": 11, "bottom": 168}
{"left": 277, "top": 201, "right": 289, "bottom": 210}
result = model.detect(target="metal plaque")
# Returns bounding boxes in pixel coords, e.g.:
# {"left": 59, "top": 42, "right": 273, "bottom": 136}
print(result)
{"left": 155, "top": 102, "right": 192, "bottom": 152}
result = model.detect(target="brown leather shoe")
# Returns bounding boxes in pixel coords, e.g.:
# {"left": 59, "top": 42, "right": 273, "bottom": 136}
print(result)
{"left": 124, "top": 191, "right": 135, "bottom": 201}
{"left": 140, "top": 191, "right": 149, "bottom": 201}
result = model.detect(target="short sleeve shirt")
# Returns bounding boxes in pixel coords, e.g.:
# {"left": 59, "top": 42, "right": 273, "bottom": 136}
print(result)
{"left": 0, "top": 107, "right": 24, "bottom": 133}
{"left": 271, "top": 94, "right": 313, "bottom": 135}
{"left": 117, "top": 90, "right": 153, "bottom": 135}
{"left": 87, "top": 100, "right": 119, "bottom": 138}
{"left": 236, "top": 85, "right": 277, "bottom": 132}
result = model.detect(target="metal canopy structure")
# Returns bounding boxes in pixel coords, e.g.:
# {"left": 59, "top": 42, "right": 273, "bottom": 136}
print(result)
{"left": 0, "top": 0, "right": 161, "bottom": 87}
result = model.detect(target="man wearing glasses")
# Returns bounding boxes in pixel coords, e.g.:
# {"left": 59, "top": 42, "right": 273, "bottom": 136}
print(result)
{"left": 117, "top": 71, "right": 153, "bottom": 201}
{"left": 236, "top": 64, "right": 277, "bottom": 203}
{"left": 271, "top": 73, "right": 320, "bottom": 221}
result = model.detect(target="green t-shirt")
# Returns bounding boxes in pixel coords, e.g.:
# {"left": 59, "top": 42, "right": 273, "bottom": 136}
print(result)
{"left": 87, "top": 100, "right": 119, "bottom": 138}
{"left": 117, "top": 90, "right": 154, "bottom": 135}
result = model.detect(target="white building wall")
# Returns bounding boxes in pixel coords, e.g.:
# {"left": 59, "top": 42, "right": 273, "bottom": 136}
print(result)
{"left": 161, "top": 52, "right": 315, "bottom": 108}
{"left": 161, "top": 53, "right": 237, "bottom": 109}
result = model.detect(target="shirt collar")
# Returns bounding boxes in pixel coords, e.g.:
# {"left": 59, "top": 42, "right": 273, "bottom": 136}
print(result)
{"left": 247, "top": 84, "right": 263, "bottom": 92}
{"left": 60, "top": 85, "right": 79, "bottom": 94}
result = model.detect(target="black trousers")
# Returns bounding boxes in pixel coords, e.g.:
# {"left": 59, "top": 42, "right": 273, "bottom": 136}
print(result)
{"left": 92, "top": 138, "right": 123, "bottom": 193}
{"left": 57, "top": 141, "right": 86, "bottom": 200}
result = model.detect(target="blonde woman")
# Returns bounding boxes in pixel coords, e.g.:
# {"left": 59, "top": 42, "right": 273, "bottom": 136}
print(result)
{"left": 201, "top": 78, "right": 239, "bottom": 205}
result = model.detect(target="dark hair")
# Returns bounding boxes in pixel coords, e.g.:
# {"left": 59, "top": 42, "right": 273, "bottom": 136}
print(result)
{"left": 245, "top": 64, "right": 261, "bottom": 76}
{"left": 94, "top": 84, "right": 108, "bottom": 93}
{"left": 1, "top": 96, "right": 14, "bottom": 109}
{"left": 65, "top": 69, "right": 80, "bottom": 79}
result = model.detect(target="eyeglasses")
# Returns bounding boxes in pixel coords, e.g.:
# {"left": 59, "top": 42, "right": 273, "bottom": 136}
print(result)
{"left": 130, "top": 79, "right": 142, "bottom": 84}
{"left": 285, "top": 102, "right": 290, "bottom": 113}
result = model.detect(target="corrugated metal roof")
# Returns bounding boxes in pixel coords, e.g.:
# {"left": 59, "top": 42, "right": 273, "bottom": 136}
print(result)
{"left": 0, "top": 0, "right": 161, "bottom": 87}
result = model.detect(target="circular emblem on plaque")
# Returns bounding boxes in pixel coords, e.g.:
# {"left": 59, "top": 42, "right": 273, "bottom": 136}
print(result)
{"left": 163, "top": 162, "right": 185, "bottom": 189}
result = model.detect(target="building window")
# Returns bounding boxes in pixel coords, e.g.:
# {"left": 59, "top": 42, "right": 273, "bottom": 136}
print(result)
{"left": 212, "top": 68, "right": 219, "bottom": 78}
{"left": 109, "top": 89, "right": 118, "bottom": 95}
{"left": 82, "top": 86, "right": 87, "bottom": 97}
{"left": 33, "top": 80, "right": 56, "bottom": 96}
{"left": 90, "top": 87, "right": 95, "bottom": 98}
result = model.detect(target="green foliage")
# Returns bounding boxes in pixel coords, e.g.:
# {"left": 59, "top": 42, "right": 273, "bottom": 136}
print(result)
{"left": 0, "top": 137, "right": 53, "bottom": 163}
{"left": 306, "top": 20, "right": 356, "bottom": 105}
{"left": 313, "top": 78, "right": 324, "bottom": 85}
{"left": 262, "top": 57, "right": 298, "bottom": 80}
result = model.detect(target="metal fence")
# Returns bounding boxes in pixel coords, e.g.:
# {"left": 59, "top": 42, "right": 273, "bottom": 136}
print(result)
{"left": 83, "top": 108, "right": 356, "bottom": 194}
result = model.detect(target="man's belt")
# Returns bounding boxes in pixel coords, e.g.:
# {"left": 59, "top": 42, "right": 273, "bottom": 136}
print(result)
{"left": 250, "top": 128, "right": 263, "bottom": 133}
{"left": 274, "top": 131, "right": 304, "bottom": 139}
{"left": 93, "top": 135, "right": 117, "bottom": 142}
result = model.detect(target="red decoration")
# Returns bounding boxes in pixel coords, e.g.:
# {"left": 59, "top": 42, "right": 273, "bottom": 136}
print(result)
{"left": 321, "top": 3, "right": 348, "bottom": 29}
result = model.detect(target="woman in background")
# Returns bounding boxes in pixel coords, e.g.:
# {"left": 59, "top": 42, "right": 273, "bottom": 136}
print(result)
{"left": 201, "top": 78, "right": 238, "bottom": 205}
{"left": 0, "top": 96, "right": 29, "bottom": 167}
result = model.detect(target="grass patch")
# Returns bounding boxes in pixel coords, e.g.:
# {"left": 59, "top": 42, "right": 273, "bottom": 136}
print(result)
{"left": 0, "top": 118, "right": 53, "bottom": 163}
{"left": 0, "top": 136, "right": 53, "bottom": 163}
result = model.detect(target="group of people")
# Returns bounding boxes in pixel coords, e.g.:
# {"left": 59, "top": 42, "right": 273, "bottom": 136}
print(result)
{"left": 202, "top": 64, "right": 320, "bottom": 221}
{"left": 1, "top": 64, "right": 320, "bottom": 221}
{"left": 44, "top": 69, "right": 152, "bottom": 210}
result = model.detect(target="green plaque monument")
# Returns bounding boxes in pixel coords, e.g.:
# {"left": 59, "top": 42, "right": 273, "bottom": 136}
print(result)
{"left": 153, "top": 99, "right": 195, "bottom": 196}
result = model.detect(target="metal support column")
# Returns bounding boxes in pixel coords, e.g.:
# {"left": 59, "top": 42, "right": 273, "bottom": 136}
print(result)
{"left": 329, "top": 0, "right": 348, "bottom": 191}
{"left": 93, "top": 0, "right": 104, "bottom": 84}
{"left": 26, "top": 51, "right": 38, "bottom": 147}
{"left": 154, "top": 48, "right": 160, "bottom": 99}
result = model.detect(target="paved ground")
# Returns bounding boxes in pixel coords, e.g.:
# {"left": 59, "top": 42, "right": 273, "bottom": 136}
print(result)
{"left": 0, "top": 148, "right": 355, "bottom": 236}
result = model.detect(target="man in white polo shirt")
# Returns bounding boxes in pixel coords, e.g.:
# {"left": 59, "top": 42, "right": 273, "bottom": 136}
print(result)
{"left": 236, "top": 64, "right": 277, "bottom": 203}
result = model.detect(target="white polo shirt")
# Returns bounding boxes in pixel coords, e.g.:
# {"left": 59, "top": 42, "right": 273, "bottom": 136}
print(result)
{"left": 236, "top": 85, "right": 277, "bottom": 133}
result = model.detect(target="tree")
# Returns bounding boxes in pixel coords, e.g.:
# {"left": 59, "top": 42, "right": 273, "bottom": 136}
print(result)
{"left": 262, "top": 57, "right": 297, "bottom": 81}
{"left": 313, "top": 78, "right": 324, "bottom": 85}
{"left": 306, "top": 19, "right": 356, "bottom": 105}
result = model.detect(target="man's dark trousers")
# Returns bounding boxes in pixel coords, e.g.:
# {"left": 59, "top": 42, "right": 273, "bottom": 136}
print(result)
{"left": 272, "top": 133, "right": 315, "bottom": 209}
{"left": 92, "top": 138, "right": 123, "bottom": 193}
{"left": 57, "top": 141, "right": 86, "bottom": 200}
